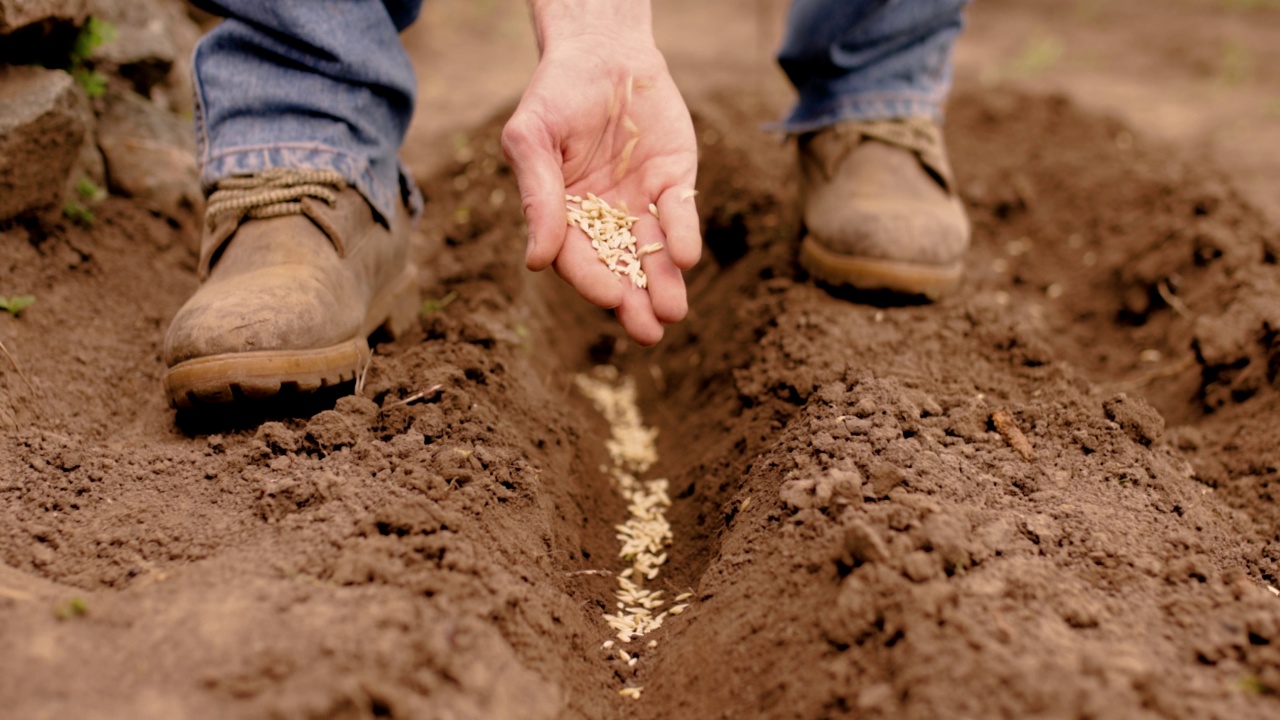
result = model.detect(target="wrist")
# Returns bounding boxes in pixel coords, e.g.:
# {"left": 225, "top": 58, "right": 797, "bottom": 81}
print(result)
{"left": 528, "top": 0, "right": 654, "bottom": 52}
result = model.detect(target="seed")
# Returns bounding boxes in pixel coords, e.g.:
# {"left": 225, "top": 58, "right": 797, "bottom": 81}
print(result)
{"left": 674, "top": 592, "right": 693, "bottom": 602}
{"left": 619, "top": 649, "right": 631, "bottom": 662}
{"left": 647, "top": 640, "right": 658, "bottom": 648}
{"left": 628, "top": 657, "right": 638, "bottom": 667}
{"left": 619, "top": 687, "right": 643, "bottom": 700}
{"left": 648, "top": 203, "right": 659, "bottom": 219}
{"left": 602, "top": 640, "right": 614, "bottom": 650}
{"left": 565, "top": 195, "right": 654, "bottom": 289}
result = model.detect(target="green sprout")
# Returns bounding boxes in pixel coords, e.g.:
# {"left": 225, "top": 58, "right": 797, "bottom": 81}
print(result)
{"left": 1219, "top": 40, "right": 1255, "bottom": 87}
{"left": 54, "top": 597, "right": 89, "bottom": 620}
{"left": 1238, "top": 674, "right": 1275, "bottom": 694}
{"left": 420, "top": 290, "right": 459, "bottom": 316}
{"left": 71, "top": 17, "right": 117, "bottom": 62}
{"left": 76, "top": 177, "right": 107, "bottom": 202}
{"left": 68, "top": 17, "right": 117, "bottom": 98}
{"left": 1013, "top": 36, "right": 1065, "bottom": 77}
{"left": 63, "top": 201, "right": 96, "bottom": 227}
{"left": 0, "top": 295, "right": 36, "bottom": 317}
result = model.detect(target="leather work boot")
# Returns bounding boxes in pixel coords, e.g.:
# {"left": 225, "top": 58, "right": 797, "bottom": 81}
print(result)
{"left": 797, "top": 117, "right": 970, "bottom": 299}
{"left": 162, "top": 169, "right": 419, "bottom": 408}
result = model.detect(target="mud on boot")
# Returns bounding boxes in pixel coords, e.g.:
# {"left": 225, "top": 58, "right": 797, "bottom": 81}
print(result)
{"left": 162, "top": 169, "right": 419, "bottom": 408}
{"left": 797, "top": 117, "right": 970, "bottom": 299}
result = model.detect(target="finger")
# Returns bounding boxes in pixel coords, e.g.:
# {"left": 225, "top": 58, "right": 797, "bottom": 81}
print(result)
{"left": 615, "top": 289, "right": 664, "bottom": 347}
{"left": 641, "top": 249, "right": 688, "bottom": 324}
{"left": 501, "top": 111, "right": 566, "bottom": 271}
{"left": 552, "top": 229, "right": 625, "bottom": 309}
{"left": 656, "top": 186, "right": 702, "bottom": 270}
{"left": 630, "top": 215, "right": 687, "bottom": 324}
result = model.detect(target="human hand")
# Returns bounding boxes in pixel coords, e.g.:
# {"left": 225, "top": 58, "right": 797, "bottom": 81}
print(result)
{"left": 502, "top": 2, "right": 700, "bottom": 346}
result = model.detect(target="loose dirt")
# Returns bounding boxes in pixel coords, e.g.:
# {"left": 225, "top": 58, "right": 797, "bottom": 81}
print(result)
{"left": 6, "top": 6, "right": 1280, "bottom": 720}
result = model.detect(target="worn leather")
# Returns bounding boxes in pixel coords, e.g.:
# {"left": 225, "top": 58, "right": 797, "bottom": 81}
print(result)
{"left": 798, "top": 118, "right": 970, "bottom": 268}
{"left": 164, "top": 188, "right": 410, "bottom": 366}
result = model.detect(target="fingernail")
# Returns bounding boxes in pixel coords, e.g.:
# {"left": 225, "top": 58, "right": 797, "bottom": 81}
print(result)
{"left": 525, "top": 232, "right": 537, "bottom": 263}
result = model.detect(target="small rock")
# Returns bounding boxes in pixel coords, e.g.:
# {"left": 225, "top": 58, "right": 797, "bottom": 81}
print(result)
{"left": 837, "top": 519, "right": 889, "bottom": 567}
{"left": 88, "top": 0, "right": 175, "bottom": 93}
{"left": 902, "top": 550, "right": 940, "bottom": 583}
{"left": 87, "top": 0, "right": 202, "bottom": 105}
{"left": 96, "top": 86, "right": 200, "bottom": 218}
{"left": 1102, "top": 393, "right": 1165, "bottom": 446}
{"left": 866, "top": 461, "right": 906, "bottom": 498}
{"left": 780, "top": 475, "right": 832, "bottom": 512}
{"left": 0, "top": 0, "right": 89, "bottom": 34}
{"left": 0, "top": 65, "right": 91, "bottom": 222}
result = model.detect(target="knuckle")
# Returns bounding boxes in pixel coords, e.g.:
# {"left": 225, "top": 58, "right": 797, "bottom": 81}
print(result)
{"left": 500, "top": 113, "right": 536, "bottom": 158}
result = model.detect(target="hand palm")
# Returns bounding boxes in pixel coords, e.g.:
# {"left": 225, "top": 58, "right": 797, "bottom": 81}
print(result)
{"left": 503, "top": 40, "right": 701, "bottom": 345}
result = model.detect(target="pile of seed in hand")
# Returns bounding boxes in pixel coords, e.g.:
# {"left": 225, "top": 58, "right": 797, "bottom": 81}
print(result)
{"left": 566, "top": 193, "right": 663, "bottom": 289}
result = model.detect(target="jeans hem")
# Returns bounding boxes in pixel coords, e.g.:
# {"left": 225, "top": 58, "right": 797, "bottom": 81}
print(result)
{"left": 201, "top": 143, "right": 421, "bottom": 223}
{"left": 770, "top": 91, "right": 947, "bottom": 135}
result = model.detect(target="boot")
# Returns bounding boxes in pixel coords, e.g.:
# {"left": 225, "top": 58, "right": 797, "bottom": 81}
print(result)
{"left": 797, "top": 117, "right": 969, "bottom": 299}
{"left": 162, "top": 169, "right": 418, "bottom": 408}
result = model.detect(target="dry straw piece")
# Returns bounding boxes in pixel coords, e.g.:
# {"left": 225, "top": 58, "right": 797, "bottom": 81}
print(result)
{"left": 566, "top": 193, "right": 664, "bottom": 289}
{"left": 574, "top": 366, "right": 681, "bottom": 652}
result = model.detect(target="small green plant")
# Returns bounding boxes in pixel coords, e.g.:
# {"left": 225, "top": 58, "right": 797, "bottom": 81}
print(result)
{"left": 76, "top": 177, "right": 107, "bottom": 202}
{"left": 1013, "top": 36, "right": 1065, "bottom": 77}
{"left": 1219, "top": 40, "right": 1255, "bottom": 87}
{"left": 63, "top": 201, "right": 96, "bottom": 227}
{"left": 1238, "top": 674, "right": 1275, "bottom": 694}
{"left": 71, "top": 66, "right": 108, "bottom": 98}
{"left": 420, "top": 290, "right": 459, "bottom": 316}
{"left": 0, "top": 295, "right": 36, "bottom": 317}
{"left": 71, "top": 17, "right": 117, "bottom": 61}
{"left": 68, "top": 17, "right": 117, "bottom": 98}
{"left": 54, "top": 597, "right": 89, "bottom": 620}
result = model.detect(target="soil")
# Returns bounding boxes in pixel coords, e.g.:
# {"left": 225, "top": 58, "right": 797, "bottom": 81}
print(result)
{"left": 5, "top": 1, "right": 1280, "bottom": 719}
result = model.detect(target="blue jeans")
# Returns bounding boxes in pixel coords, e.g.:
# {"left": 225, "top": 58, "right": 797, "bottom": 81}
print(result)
{"left": 191, "top": 0, "right": 967, "bottom": 218}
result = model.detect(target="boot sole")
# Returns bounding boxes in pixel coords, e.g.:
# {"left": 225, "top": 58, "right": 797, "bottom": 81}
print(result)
{"left": 163, "top": 265, "right": 420, "bottom": 409}
{"left": 799, "top": 236, "right": 962, "bottom": 300}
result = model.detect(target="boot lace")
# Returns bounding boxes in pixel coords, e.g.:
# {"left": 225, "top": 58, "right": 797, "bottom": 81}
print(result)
{"left": 205, "top": 168, "right": 347, "bottom": 226}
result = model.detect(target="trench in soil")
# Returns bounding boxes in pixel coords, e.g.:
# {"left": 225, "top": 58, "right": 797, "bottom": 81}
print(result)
{"left": 3, "top": 86, "right": 1280, "bottom": 718}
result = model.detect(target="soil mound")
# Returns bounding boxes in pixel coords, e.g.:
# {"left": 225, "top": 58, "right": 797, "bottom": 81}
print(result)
{"left": 3, "top": 87, "right": 1280, "bottom": 718}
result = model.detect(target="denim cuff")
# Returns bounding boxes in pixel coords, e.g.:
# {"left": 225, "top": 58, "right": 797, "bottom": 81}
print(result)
{"left": 772, "top": 91, "right": 947, "bottom": 135}
{"left": 201, "top": 143, "right": 422, "bottom": 224}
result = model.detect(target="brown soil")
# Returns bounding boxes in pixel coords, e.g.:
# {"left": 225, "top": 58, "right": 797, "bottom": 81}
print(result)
{"left": 6, "top": 3, "right": 1280, "bottom": 719}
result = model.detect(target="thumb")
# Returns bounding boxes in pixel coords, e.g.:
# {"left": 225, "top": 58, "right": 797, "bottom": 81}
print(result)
{"left": 501, "top": 110, "right": 566, "bottom": 271}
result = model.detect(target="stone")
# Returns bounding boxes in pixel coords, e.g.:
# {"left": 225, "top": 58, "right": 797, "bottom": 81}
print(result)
{"left": 96, "top": 86, "right": 200, "bottom": 219}
{"left": 0, "top": 65, "right": 91, "bottom": 222}
{"left": 87, "top": 0, "right": 202, "bottom": 101}
{"left": 1102, "top": 392, "right": 1166, "bottom": 446}
{"left": 0, "top": 0, "right": 88, "bottom": 34}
